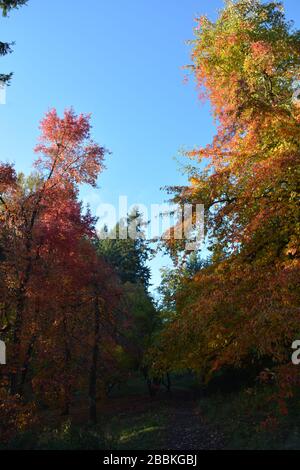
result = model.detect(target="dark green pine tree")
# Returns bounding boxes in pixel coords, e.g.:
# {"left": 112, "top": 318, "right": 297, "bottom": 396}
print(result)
{"left": 0, "top": 0, "right": 27, "bottom": 16}
{"left": 97, "top": 209, "right": 152, "bottom": 291}
{"left": 0, "top": 1, "right": 27, "bottom": 84}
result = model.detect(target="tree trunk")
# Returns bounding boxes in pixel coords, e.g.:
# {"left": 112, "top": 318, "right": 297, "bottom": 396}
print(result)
{"left": 61, "top": 315, "right": 71, "bottom": 416}
{"left": 10, "top": 291, "right": 25, "bottom": 395}
{"left": 166, "top": 373, "right": 171, "bottom": 393}
{"left": 88, "top": 295, "right": 100, "bottom": 425}
{"left": 18, "top": 334, "right": 36, "bottom": 397}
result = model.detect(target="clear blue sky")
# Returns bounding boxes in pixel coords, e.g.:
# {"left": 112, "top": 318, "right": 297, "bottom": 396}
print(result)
{"left": 0, "top": 0, "right": 299, "bottom": 290}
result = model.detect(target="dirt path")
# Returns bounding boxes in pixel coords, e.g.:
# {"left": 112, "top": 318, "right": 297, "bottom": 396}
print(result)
{"left": 65, "top": 387, "right": 225, "bottom": 450}
{"left": 164, "top": 392, "right": 224, "bottom": 450}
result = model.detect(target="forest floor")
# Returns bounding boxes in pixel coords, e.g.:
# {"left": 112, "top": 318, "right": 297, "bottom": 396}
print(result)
{"left": 27, "top": 379, "right": 225, "bottom": 450}
{"left": 96, "top": 392, "right": 225, "bottom": 450}
{"left": 163, "top": 391, "right": 224, "bottom": 450}
{"left": 80, "top": 375, "right": 300, "bottom": 450}
{"left": 5, "top": 374, "right": 300, "bottom": 450}
{"left": 93, "top": 379, "right": 225, "bottom": 450}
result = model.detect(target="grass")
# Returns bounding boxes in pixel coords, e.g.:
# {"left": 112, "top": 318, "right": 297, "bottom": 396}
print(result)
{"left": 3, "top": 375, "right": 170, "bottom": 450}
{"left": 114, "top": 407, "right": 168, "bottom": 450}
{"left": 199, "top": 385, "right": 300, "bottom": 450}
{"left": 4, "top": 373, "right": 300, "bottom": 450}
{"left": 2, "top": 373, "right": 194, "bottom": 450}
{"left": 1, "top": 422, "right": 114, "bottom": 450}
{"left": 4, "top": 408, "right": 168, "bottom": 450}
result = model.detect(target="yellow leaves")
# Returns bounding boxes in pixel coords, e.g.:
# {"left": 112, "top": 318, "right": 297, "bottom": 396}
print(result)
{"left": 289, "top": 191, "right": 299, "bottom": 202}
{"left": 286, "top": 247, "right": 297, "bottom": 257}
{"left": 189, "top": 177, "right": 200, "bottom": 186}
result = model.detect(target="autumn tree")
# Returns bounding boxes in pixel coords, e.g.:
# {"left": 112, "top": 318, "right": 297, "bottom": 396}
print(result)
{"left": 154, "top": 0, "right": 300, "bottom": 406}
{"left": 0, "top": 107, "right": 148, "bottom": 430}
{"left": 0, "top": 109, "right": 106, "bottom": 399}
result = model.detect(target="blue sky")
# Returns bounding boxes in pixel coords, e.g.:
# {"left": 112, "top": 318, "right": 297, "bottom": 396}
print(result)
{"left": 0, "top": 0, "right": 299, "bottom": 291}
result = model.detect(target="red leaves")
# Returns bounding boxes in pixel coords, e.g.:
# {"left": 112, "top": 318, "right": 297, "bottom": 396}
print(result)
{"left": 250, "top": 41, "right": 272, "bottom": 58}
{"left": 0, "top": 388, "right": 37, "bottom": 443}
{"left": 0, "top": 107, "right": 129, "bottom": 429}
{"left": 34, "top": 108, "right": 107, "bottom": 187}
{"left": 0, "top": 163, "right": 16, "bottom": 194}
{"left": 38, "top": 108, "right": 91, "bottom": 145}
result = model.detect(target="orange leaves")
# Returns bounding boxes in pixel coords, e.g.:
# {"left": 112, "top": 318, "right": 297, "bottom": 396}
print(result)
{"left": 171, "top": 1, "right": 300, "bottom": 264}
{"left": 159, "top": 0, "right": 300, "bottom": 390}
{"left": 249, "top": 41, "right": 275, "bottom": 74}
{"left": 250, "top": 41, "right": 272, "bottom": 58}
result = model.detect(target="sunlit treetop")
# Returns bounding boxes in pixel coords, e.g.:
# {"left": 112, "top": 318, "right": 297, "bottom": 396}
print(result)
{"left": 167, "top": 0, "right": 300, "bottom": 264}
{"left": 34, "top": 108, "right": 107, "bottom": 188}
{"left": 190, "top": 0, "right": 300, "bottom": 124}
